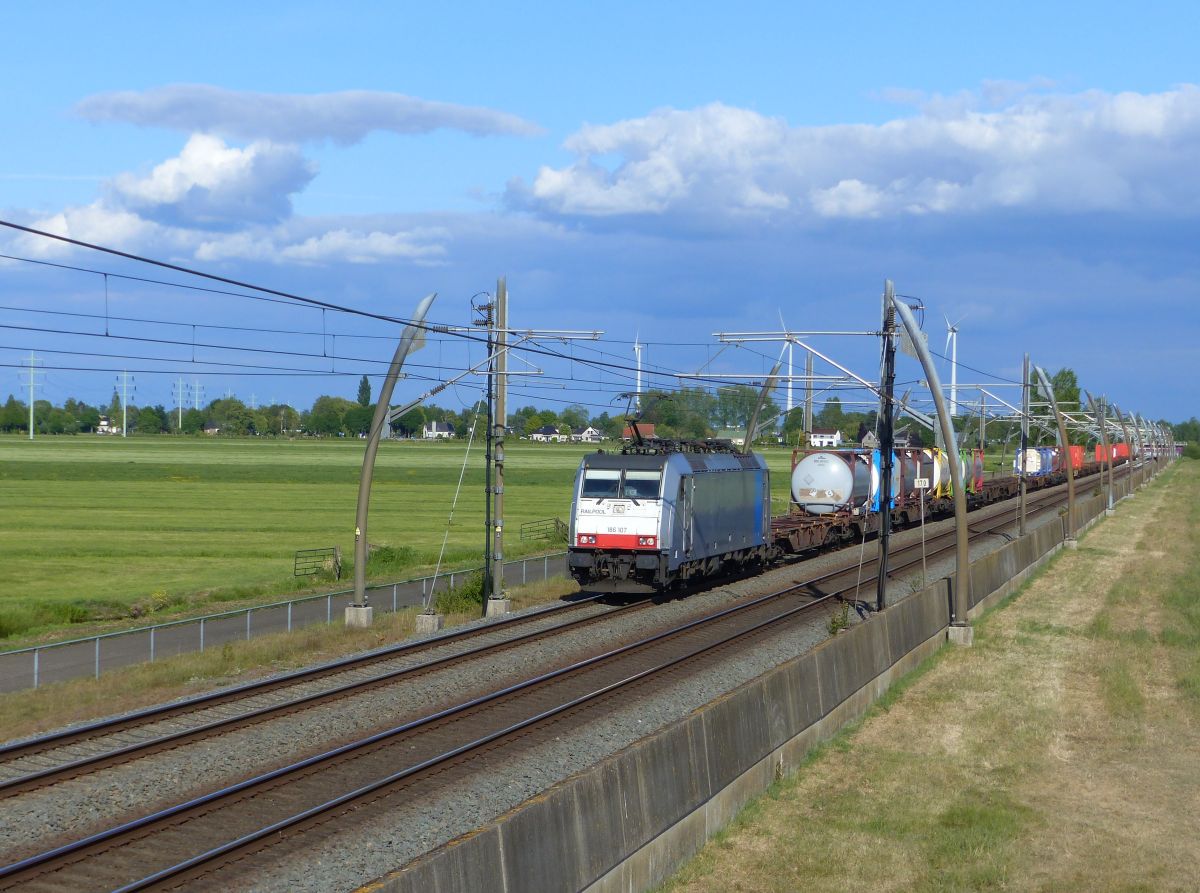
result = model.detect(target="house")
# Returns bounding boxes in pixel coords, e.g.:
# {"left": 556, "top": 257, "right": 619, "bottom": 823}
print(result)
{"left": 621, "top": 423, "right": 656, "bottom": 440}
{"left": 531, "top": 424, "right": 567, "bottom": 443}
{"left": 96, "top": 415, "right": 120, "bottom": 435}
{"left": 809, "top": 428, "right": 843, "bottom": 448}
{"left": 422, "top": 420, "right": 455, "bottom": 439}
{"left": 570, "top": 426, "right": 603, "bottom": 443}
{"left": 203, "top": 424, "right": 221, "bottom": 436}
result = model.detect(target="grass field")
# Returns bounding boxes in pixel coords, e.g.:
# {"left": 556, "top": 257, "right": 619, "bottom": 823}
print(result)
{"left": 0, "top": 435, "right": 801, "bottom": 642}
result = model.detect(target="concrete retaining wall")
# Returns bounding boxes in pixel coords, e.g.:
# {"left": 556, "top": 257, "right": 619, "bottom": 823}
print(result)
{"left": 371, "top": 463, "right": 1162, "bottom": 893}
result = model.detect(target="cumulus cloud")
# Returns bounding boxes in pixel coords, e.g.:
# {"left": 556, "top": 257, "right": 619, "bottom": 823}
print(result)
{"left": 77, "top": 84, "right": 542, "bottom": 143}
{"left": 512, "top": 85, "right": 1200, "bottom": 222}
{"left": 2, "top": 132, "right": 454, "bottom": 267}
{"left": 108, "top": 134, "right": 316, "bottom": 228}
{"left": 11, "top": 202, "right": 165, "bottom": 259}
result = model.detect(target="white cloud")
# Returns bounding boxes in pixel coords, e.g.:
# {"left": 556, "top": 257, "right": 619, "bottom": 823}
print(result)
{"left": 3, "top": 133, "right": 452, "bottom": 268}
{"left": 513, "top": 86, "right": 1200, "bottom": 223}
{"left": 195, "top": 227, "right": 448, "bottom": 265}
{"left": 77, "top": 84, "right": 542, "bottom": 143}
{"left": 108, "top": 134, "right": 315, "bottom": 228}
{"left": 12, "top": 202, "right": 163, "bottom": 258}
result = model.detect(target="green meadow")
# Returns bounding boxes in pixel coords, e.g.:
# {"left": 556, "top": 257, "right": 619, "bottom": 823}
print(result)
{"left": 0, "top": 435, "right": 798, "bottom": 642}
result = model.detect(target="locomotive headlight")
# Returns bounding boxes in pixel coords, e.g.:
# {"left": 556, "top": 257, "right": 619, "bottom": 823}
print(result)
{"left": 638, "top": 536, "right": 657, "bottom": 547}
{"left": 578, "top": 534, "right": 596, "bottom": 545}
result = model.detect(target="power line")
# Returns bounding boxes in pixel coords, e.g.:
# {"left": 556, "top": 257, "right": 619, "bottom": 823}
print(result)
{"left": 2, "top": 222, "right": 1041, "bottom": 405}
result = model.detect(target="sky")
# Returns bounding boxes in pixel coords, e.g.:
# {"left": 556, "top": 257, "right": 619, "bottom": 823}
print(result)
{"left": 1, "top": 1, "right": 1197, "bottom": 427}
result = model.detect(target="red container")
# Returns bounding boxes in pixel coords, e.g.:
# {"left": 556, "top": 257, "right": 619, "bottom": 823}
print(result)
{"left": 1068, "top": 445, "right": 1084, "bottom": 470}
{"left": 1115, "top": 443, "right": 1130, "bottom": 460}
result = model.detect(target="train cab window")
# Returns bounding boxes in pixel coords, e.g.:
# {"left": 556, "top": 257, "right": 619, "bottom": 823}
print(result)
{"left": 621, "top": 471, "right": 662, "bottom": 499}
{"left": 581, "top": 469, "right": 620, "bottom": 498}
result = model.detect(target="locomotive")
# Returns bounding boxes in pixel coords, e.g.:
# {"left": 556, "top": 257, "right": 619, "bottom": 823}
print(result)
{"left": 567, "top": 440, "right": 770, "bottom": 590}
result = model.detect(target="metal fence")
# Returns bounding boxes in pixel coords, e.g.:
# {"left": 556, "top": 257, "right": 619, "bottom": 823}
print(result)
{"left": 0, "top": 552, "right": 568, "bottom": 694}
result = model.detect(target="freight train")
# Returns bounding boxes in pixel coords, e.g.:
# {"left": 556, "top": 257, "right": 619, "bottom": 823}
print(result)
{"left": 568, "top": 435, "right": 1131, "bottom": 590}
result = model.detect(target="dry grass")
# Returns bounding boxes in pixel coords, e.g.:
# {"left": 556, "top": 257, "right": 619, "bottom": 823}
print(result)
{"left": 0, "top": 577, "right": 578, "bottom": 743}
{"left": 658, "top": 461, "right": 1200, "bottom": 893}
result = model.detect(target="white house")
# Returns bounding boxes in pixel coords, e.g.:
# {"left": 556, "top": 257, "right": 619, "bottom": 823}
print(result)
{"left": 530, "top": 424, "right": 567, "bottom": 443}
{"left": 422, "top": 420, "right": 455, "bottom": 439}
{"left": 96, "top": 415, "right": 120, "bottom": 435}
{"left": 809, "top": 428, "right": 843, "bottom": 448}
{"left": 570, "top": 426, "right": 603, "bottom": 443}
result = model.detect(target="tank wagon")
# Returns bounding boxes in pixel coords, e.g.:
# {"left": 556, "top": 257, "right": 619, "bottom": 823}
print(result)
{"left": 773, "top": 442, "right": 1124, "bottom": 556}
{"left": 568, "top": 439, "right": 770, "bottom": 590}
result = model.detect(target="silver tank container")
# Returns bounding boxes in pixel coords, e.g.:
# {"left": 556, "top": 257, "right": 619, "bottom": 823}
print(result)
{"left": 791, "top": 450, "right": 873, "bottom": 515}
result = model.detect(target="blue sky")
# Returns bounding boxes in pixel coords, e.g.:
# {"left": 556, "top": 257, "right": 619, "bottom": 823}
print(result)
{"left": 1, "top": 1, "right": 1196, "bottom": 424}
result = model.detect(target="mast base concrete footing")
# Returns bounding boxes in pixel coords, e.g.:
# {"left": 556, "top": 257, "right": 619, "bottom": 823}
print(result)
{"left": 415, "top": 613, "right": 444, "bottom": 634}
{"left": 947, "top": 622, "right": 974, "bottom": 647}
{"left": 344, "top": 606, "right": 374, "bottom": 628}
{"left": 485, "top": 598, "right": 511, "bottom": 617}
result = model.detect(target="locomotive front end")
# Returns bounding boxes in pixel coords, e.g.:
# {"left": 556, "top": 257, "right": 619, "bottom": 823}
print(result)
{"left": 568, "top": 453, "right": 668, "bottom": 589}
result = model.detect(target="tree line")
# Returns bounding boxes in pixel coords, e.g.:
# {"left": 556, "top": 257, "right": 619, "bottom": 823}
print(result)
{"left": 1, "top": 371, "right": 1191, "bottom": 447}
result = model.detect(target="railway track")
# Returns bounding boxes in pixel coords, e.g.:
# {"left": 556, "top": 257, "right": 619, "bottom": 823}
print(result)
{"left": 0, "top": 574, "right": 847, "bottom": 889}
{"left": 0, "top": 592, "right": 659, "bottom": 795}
{"left": 0, "top": 469, "right": 1116, "bottom": 890}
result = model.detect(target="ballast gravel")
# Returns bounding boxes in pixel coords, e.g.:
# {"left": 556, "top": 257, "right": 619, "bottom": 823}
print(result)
{"left": 0, "top": 492, "right": 1067, "bottom": 890}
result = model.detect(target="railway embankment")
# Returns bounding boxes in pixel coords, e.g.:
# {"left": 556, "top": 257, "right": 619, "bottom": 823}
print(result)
{"left": 372, "top": 461, "right": 1167, "bottom": 893}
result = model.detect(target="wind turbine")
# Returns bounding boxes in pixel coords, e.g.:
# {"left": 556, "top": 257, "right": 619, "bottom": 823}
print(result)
{"left": 944, "top": 314, "right": 965, "bottom": 417}
{"left": 633, "top": 331, "right": 643, "bottom": 411}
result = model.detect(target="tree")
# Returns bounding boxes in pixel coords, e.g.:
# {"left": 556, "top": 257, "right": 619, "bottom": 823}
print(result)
{"left": 344, "top": 404, "right": 374, "bottom": 436}
{"left": 44, "top": 407, "right": 79, "bottom": 434}
{"left": 182, "top": 408, "right": 205, "bottom": 434}
{"left": 136, "top": 405, "right": 167, "bottom": 434}
{"left": 306, "top": 395, "right": 356, "bottom": 435}
{"left": 559, "top": 404, "right": 589, "bottom": 431}
{"left": 77, "top": 406, "right": 101, "bottom": 432}
{"left": 781, "top": 407, "right": 806, "bottom": 445}
{"left": 589, "top": 412, "right": 623, "bottom": 440}
{"left": 714, "top": 385, "right": 762, "bottom": 429}
{"left": 524, "top": 409, "right": 559, "bottom": 436}
{"left": 357, "top": 375, "right": 372, "bottom": 407}
{"left": 0, "top": 395, "right": 26, "bottom": 432}
{"left": 815, "top": 397, "right": 844, "bottom": 431}
{"left": 307, "top": 408, "right": 343, "bottom": 436}
{"left": 635, "top": 388, "right": 714, "bottom": 440}
{"left": 219, "top": 404, "right": 255, "bottom": 436}
{"left": 509, "top": 405, "right": 539, "bottom": 435}
{"left": 1049, "top": 368, "right": 1087, "bottom": 444}
{"left": 392, "top": 406, "right": 426, "bottom": 437}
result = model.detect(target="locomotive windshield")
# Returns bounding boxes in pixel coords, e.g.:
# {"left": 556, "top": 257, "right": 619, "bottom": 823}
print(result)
{"left": 621, "top": 470, "right": 662, "bottom": 499}
{"left": 581, "top": 469, "right": 620, "bottom": 498}
{"left": 580, "top": 468, "right": 662, "bottom": 499}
